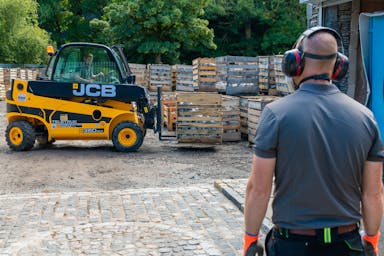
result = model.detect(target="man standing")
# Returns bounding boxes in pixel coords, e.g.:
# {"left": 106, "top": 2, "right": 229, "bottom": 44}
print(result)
{"left": 243, "top": 26, "right": 383, "bottom": 256}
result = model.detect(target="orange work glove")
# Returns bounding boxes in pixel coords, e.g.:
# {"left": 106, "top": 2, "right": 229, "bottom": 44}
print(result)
{"left": 362, "top": 231, "right": 380, "bottom": 256}
{"left": 243, "top": 232, "right": 264, "bottom": 256}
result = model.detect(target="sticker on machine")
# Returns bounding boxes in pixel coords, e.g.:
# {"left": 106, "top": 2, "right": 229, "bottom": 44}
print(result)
{"left": 82, "top": 128, "right": 104, "bottom": 133}
{"left": 17, "top": 94, "right": 27, "bottom": 102}
{"left": 52, "top": 120, "right": 81, "bottom": 128}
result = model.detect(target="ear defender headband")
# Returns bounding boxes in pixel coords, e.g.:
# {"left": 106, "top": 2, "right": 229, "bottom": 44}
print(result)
{"left": 282, "top": 26, "right": 349, "bottom": 81}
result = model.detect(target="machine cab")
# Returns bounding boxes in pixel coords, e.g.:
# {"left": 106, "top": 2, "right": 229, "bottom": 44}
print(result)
{"left": 45, "top": 43, "right": 135, "bottom": 85}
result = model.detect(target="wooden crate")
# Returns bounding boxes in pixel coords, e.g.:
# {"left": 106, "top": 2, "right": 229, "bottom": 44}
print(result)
{"left": 161, "top": 92, "right": 177, "bottom": 131}
{"left": 177, "top": 92, "right": 222, "bottom": 144}
{"left": 129, "top": 63, "right": 147, "bottom": 87}
{"left": 18, "top": 69, "right": 27, "bottom": 80}
{"left": 148, "top": 64, "right": 172, "bottom": 92}
{"left": 163, "top": 103, "right": 177, "bottom": 131}
{"left": 4, "top": 68, "right": 18, "bottom": 92}
{"left": 216, "top": 56, "right": 259, "bottom": 95}
{"left": 268, "top": 56, "right": 278, "bottom": 96}
{"left": 192, "top": 58, "right": 218, "bottom": 92}
{"left": 222, "top": 95, "right": 241, "bottom": 142}
{"left": 258, "top": 56, "right": 269, "bottom": 94}
{"left": 0, "top": 68, "right": 4, "bottom": 100}
{"left": 248, "top": 96, "right": 280, "bottom": 143}
{"left": 27, "top": 69, "right": 34, "bottom": 80}
{"left": 173, "top": 65, "right": 194, "bottom": 92}
{"left": 271, "top": 55, "right": 293, "bottom": 96}
{"left": 239, "top": 96, "right": 263, "bottom": 138}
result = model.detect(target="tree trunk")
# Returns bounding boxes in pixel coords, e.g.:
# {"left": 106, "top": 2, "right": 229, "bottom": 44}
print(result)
{"left": 245, "top": 22, "right": 252, "bottom": 53}
{"left": 245, "top": 22, "right": 252, "bottom": 40}
{"left": 155, "top": 54, "right": 162, "bottom": 64}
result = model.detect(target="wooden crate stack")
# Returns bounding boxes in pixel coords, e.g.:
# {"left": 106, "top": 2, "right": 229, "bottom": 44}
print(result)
{"left": 19, "top": 69, "right": 27, "bottom": 80}
{"left": 173, "top": 65, "right": 194, "bottom": 92}
{"left": 222, "top": 95, "right": 241, "bottom": 142}
{"left": 272, "top": 55, "right": 293, "bottom": 96}
{"left": 4, "top": 68, "right": 18, "bottom": 92}
{"left": 161, "top": 92, "right": 178, "bottom": 131}
{"left": 258, "top": 56, "right": 269, "bottom": 94}
{"left": 176, "top": 92, "right": 222, "bottom": 144}
{"left": 268, "top": 56, "right": 278, "bottom": 96}
{"left": 0, "top": 68, "right": 4, "bottom": 100}
{"left": 148, "top": 64, "right": 172, "bottom": 92}
{"left": 192, "top": 58, "right": 218, "bottom": 92}
{"left": 27, "top": 69, "right": 34, "bottom": 80}
{"left": 248, "top": 96, "right": 280, "bottom": 143}
{"left": 239, "top": 96, "right": 262, "bottom": 139}
{"left": 215, "top": 56, "right": 259, "bottom": 96}
{"left": 129, "top": 63, "right": 147, "bottom": 87}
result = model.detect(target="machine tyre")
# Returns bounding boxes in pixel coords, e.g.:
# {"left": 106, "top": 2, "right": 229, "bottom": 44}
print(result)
{"left": 5, "top": 121, "right": 35, "bottom": 151}
{"left": 112, "top": 122, "right": 144, "bottom": 152}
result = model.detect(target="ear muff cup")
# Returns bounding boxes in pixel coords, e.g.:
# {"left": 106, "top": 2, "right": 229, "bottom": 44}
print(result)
{"left": 282, "top": 49, "right": 304, "bottom": 77}
{"left": 282, "top": 26, "right": 349, "bottom": 81}
{"left": 332, "top": 52, "right": 349, "bottom": 81}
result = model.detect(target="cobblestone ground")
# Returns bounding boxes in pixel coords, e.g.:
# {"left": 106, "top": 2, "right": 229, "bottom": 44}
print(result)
{"left": 0, "top": 185, "right": 244, "bottom": 255}
{"left": 215, "top": 179, "right": 384, "bottom": 255}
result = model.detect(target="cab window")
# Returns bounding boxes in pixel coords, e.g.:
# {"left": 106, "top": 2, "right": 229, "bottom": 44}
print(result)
{"left": 52, "top": 45, "right": 122, "bottom": 84}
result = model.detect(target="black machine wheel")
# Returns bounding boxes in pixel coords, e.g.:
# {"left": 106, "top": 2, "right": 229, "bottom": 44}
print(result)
{"left": 112, "top": 122, "right": 144, "bottom": 152}
{"left": 5, "top": 121, "right": 36, "bottom": 151}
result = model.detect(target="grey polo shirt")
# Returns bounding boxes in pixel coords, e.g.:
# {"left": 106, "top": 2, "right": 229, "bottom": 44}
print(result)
{"left": 253, "top": 83, "right": 384, "bottom": 229}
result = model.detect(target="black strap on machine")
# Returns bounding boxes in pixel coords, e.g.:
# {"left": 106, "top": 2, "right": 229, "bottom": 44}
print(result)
{"left": 303, "top": 52, "right": 337, "bottom": 60}
{"left": 299, "top": 73, "right": 330, "bottom": 85}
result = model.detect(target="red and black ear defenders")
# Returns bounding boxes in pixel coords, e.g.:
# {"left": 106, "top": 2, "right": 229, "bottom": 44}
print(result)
{"left": 282, "top": 26, "right": 349, "bottom": 81}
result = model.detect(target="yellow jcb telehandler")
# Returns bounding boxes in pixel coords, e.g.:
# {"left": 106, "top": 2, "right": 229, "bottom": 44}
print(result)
{"left": 5, "top": 43, "right": 162, "bottom": 152}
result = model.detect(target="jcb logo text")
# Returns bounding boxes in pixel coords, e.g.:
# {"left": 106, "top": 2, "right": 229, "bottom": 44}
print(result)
{"left": 73, "top": 84, "right": 116, "bottom": 97}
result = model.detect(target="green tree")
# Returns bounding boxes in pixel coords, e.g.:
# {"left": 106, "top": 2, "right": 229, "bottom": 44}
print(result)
{"left": 260, "top": 0, "right": 306, "bottom": 54}
{"left": 38, "top": 0, "right": 110, "bottom": 46}
{"left": 0, "top": 0, "right": 50, "bottom": 64}
{"left": 37, "top": 0, "right": 72, "bottom": 46}
{"left": 202, "top": 0, "right": 305, "bottom": 57}
{"left": 92, "top": 0, "right": 216, "bottom": 64}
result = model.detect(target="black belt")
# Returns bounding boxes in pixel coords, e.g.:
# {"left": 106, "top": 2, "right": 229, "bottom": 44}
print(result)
{"left": 274, "top": 224, "right": 358, "bottom": 243}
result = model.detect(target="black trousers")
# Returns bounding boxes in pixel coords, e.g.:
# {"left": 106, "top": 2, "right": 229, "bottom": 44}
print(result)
{"left": 265, "top": 227, "right": 364, "bottom": 256}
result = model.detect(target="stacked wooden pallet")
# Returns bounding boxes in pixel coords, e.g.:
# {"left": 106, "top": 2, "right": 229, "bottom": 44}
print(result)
{"left": 173, "top": 65, "right": 194, "bottom": 92}
{"left": 177, "top": 92, "right": 222, "bottom": 144}
{"left": 258, "top": 56, "right": 269, "bottom": 94}
{"left": 4, "top": 68, "right": 18, "bottom": 92}
{"left": 248, "top": 96, "right": 280, "bottom": 143}
{"left": 222, "top": 95, "right": 241, "bottom": 142}
{"left": 148, "top": 64, "right": 172, "bottom": 92}
{"left": 192, "top": 58, "right": 218, "bottom": 92}
{"left": 239, "top": 96, "right": 262, "bottom": 139}
{"left": 19, "top": 69, "right": 27, "bottom": 80}
{"left": 27, "top": 69, "right": 34, "bottom": 80}
{"left": 272, "top": 55, "right": 293, "bottom": 95}
{"left": 215, "top": 56, "right": 259, "bottom": 96}
{"left": 129, "top": 63, "right": 147, "bottom": 87}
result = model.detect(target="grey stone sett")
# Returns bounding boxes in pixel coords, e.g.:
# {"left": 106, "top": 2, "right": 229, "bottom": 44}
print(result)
{"left": 0, "top": 184, "right": 245, "bottom": 255}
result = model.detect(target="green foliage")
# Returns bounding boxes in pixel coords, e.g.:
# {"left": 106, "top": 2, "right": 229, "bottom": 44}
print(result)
{"left": 200, "top": 0, "right": 305, "bottom": 58}
{"left": 260, "top": 0, "right": 306, "bottom": 54}
{"left": 93, "top": 0, "right": 216, "bottom": 64}
{"left": 0, "top": 0, "right": 50, "bottom": 64}
{"left": 31, "top": 0, "right": 307, "bottom": 64}
{"left": 38, "top": 0, "right": 110, "bottom": 46}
